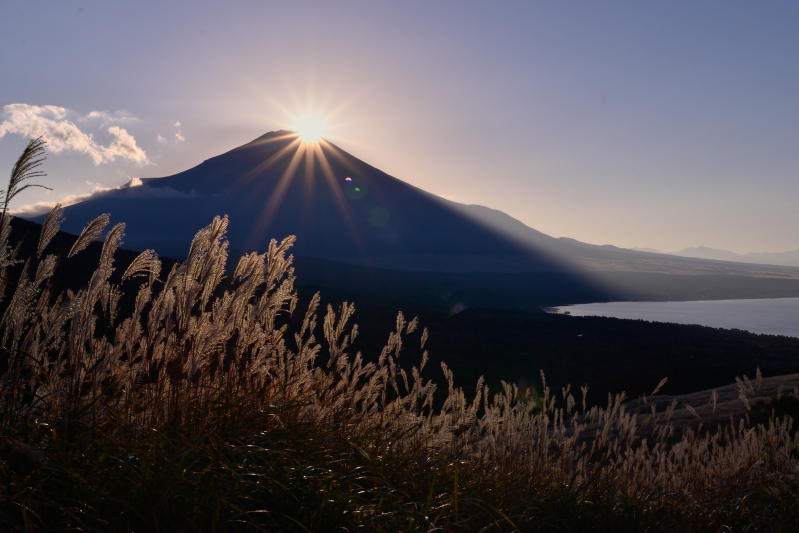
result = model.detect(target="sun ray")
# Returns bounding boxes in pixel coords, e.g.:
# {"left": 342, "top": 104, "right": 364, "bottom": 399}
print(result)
{"left": 232, "top": 135, "right": 302, "bottom": 194}
{"left": 243, "top": 141, "right": 306, "bottom": 250}
{"left": 235, "top": 94, "right": 379, "bottom": 257}
{"left": 313, "top": 140, "right": 365, "bottom": 254}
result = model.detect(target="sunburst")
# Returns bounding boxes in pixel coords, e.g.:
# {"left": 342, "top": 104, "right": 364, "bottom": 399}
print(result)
{"left": 294, "top": 115, "right": 326, "bottom": 144}
{"left": 238, "top": 106, "right": 366, "bottom": 257}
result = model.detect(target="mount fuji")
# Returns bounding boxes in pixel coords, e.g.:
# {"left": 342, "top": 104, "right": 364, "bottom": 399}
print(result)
{"left": 29, "top": 131, "right": 799, "bottom": 305}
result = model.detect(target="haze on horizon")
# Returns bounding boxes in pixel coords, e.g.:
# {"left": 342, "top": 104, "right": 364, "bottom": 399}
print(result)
{"left": 1, "top": 1, "right": 798, "bottom": 255}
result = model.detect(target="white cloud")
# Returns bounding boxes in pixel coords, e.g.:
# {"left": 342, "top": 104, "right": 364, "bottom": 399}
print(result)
{"left": 129, "top": 177, "right": 143, "bottom": 187}
{"left": 80, "top": 110, "right": 138, "bottom": 124}
{"left": 107, "top": 126, "right": 148, "bottom": 163}
{"left": 83, "top": 111, "right": 107, "bottom": 121}
{"left": 174, "top": 121, "right": 185, "bottom": 142}
{"left": 0, "top": 104, "right": 148, "bottom": 165}
{"left": 158, "top": 122, "right": 185, "bottom": 143}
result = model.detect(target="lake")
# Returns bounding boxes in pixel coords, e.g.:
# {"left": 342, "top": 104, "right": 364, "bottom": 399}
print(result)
{"left": 554, "top": 298, "right": 799, "bottom": 338}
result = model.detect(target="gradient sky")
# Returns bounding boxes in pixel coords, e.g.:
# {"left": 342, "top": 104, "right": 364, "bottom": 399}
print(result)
{"left": 1, "top": 1, "right": 798, "bottom": 254}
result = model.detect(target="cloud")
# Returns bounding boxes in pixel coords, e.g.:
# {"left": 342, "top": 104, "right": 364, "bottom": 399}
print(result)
{"left": 158, "top": 122, "right": 184, "bottom": 143}
{"left": 107, "top": 126, "right": 148, "bottom": 162}
{"left": 0, "top": 104, "right": 148, "bottom": 165}
{"left": 11, "top": 183, "right": 198, "bottom": 218}
{"left": 80, "top": 110, "right": 138, "bottom": 124}
{"left": 174, "top": 121, "right": 184, "bottom": 142}
{"left": 11, "top": 184, "right": 112, "bottom": 218}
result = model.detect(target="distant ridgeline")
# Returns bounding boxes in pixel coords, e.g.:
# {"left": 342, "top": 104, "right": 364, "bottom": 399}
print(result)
{"left": 29, "top": 130, "right": 799, "bottom": 306}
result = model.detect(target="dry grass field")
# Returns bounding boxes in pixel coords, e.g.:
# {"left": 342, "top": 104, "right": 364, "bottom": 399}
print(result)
{"left": 1, "top": 140, "right": 798, "bottom": 532}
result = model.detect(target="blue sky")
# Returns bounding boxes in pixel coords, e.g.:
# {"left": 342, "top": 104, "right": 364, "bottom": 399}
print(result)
{"left": 1, "top": 1, "right": 798, "bottom": 253}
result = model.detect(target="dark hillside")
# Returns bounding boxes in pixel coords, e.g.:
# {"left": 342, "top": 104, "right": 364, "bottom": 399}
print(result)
{"left": 4, "top": 217, "right": 178, "bottom": 304}
{"left": 9, "top": 215, "right": 799, "bottom": 408}
{"left": 298, "top": 285, "right": 799, "bottom": 406}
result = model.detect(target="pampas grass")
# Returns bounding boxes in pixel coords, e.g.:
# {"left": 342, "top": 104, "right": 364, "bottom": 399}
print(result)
{"left": 0, "top": 147, "right": 797, "bottom": 532}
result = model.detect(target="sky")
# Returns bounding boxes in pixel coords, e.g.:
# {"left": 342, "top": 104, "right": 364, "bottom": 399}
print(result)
{"left": 1, "top": 1, "right": 798, "bottom": 254}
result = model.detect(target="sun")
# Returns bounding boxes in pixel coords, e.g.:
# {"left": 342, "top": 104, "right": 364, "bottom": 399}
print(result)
{"left": 295, "top": 116, "right": 326, "bottom": 143}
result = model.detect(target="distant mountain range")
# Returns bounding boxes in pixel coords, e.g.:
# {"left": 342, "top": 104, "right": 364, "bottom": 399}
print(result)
{"left": 630, "top": 246, "right": 799, "bottom": 268}
{"left": 25, "top": 131, "right": 799, "bottom": 304}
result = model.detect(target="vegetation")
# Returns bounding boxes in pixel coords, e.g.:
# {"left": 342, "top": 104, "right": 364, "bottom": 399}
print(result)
{"left": 1, "top": 141, "right": 799, "bottom": 531}
{"left": 363, "top": 305, "right": 799, "bottom": 404}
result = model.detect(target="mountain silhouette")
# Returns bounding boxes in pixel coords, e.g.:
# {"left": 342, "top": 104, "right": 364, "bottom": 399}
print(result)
{"left": 29, "top": 131, "right": 799, "bottom": 304}
{"left": 37, "top": 131, "right": 565, "bottom": 271}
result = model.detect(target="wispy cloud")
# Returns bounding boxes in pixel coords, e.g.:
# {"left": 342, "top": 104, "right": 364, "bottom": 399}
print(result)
{"left": 79, "top": 110, "right": 138, "bottom": 125}
{"left": 174, "top": 121, "right": 185, "bottom": 142}
{"left": 11, "top": 182, "right": 198, "bottom": 218}
{"left": 157, "top": 121, "right": 185, "bottom": 143}
{"left": 0, "top": 104, "right": 148, "bottom": 165}
{"left": 11, "top": 184, "right": 112, "bottom": 218}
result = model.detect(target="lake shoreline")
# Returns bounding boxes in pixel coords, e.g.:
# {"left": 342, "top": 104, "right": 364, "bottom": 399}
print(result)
{"left": 553, "top": 297, "right": 799, "bottom": 338}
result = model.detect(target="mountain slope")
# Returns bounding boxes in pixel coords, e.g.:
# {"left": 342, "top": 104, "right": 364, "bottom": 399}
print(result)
{"left": 39, "top": 132, "right": 565, "bottom": 272}
{"left": 32, "top": 131, "right": 799, "bottom": 286}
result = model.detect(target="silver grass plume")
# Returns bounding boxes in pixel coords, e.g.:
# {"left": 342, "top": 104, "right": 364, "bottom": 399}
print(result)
{"left": 69, "top": 213, "right": 110, "bottom": 258}
{"left": 38, "top": 203, "right": 65, "bottom": 257}
{"left": 122, "top": 249, "right": 161, "bottom": 283}
{"left": 99, "top": 223, "right": 125, "bottom": 273}
{"left": 0, "top": 137, "right": 52, "bottom": 301}
{"left": 651, "top": 377, "right": 668, "bottom": 396}
{"left": 1, "top": 136, "right": 51, "bottom": 232}
{"left": 35, "top": 254, "right": 58, "bottom": 286}
{"left": 0, "top": 211, "right": 16, "bottom": 301}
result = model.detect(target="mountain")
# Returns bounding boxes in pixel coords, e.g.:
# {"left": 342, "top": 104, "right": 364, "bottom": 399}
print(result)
{"left": 29, "top": 131, "right": 799, "bottom": 304}
{"left": 630, "top": 246, "right": 799, "bottom": 268}
{"left": 674, "top": 246, "right": 799, "bottom": 268}
{"left": 630, "top": 247, "right": 667, "bottom": 254}
{"left": 37, "top": 131, "right": 564, "bottom": 272}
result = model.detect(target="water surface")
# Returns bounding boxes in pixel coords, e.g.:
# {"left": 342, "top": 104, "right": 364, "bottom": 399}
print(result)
{"left": 555, "top": 298, "right": 799, "bottom": 338}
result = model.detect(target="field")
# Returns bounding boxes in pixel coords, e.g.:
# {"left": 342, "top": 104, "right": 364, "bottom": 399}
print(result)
{"left": 2, "top": 205, "right": 799, "bottom": 532}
